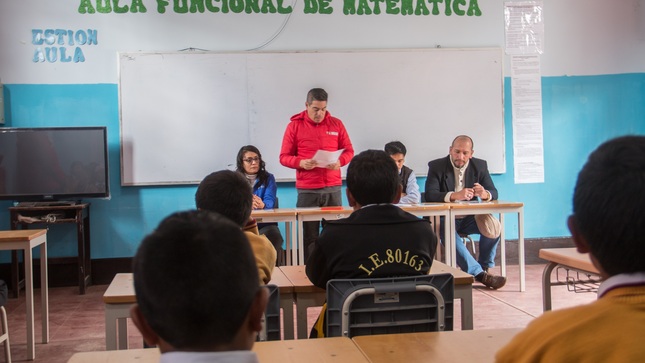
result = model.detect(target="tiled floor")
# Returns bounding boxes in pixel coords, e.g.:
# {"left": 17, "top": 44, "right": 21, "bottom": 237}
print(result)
{"left": 2, "top": 264, "right": 598, "bottom": 362}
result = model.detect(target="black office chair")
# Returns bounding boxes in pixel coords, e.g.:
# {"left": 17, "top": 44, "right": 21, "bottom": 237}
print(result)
{"left": 325, "top": 274, "right": 454, "bottom": 338}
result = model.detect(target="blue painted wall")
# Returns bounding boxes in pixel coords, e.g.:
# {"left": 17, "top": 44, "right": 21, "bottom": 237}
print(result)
{"left": 1, "top": 74, "right": 645, "bottom": 260}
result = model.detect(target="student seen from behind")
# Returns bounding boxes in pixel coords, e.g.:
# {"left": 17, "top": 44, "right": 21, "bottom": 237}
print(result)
{"left": 195, "top": 170, "right": 276, "bottom": 284}
{"left": 130, "top": 210, "right": 268, "bottom": 362}
{"left": 306, "top": 149, "right": 437, "bottom": 337}
{"left": 496, "top": 135, "right": 645, "bottom": 362}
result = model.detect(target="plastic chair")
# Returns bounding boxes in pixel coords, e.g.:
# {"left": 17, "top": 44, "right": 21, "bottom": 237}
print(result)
{"left": 325, "top": 274, "right": 454, "bottom": 338}
{"left": 257, "top": 284, "right": 281, "bottom": 341}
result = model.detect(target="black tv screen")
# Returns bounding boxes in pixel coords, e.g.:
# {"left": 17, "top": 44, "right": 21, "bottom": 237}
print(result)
{"left": 0, "top": 126, "right": 110, "bottom": 202}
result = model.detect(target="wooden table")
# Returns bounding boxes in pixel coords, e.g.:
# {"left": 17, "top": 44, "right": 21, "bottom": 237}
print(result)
{"left": 539, "top": 247, "right": 601, "bottom": 311}
{"left": 103, "top": 273, "right": 136, "bottom": 350}
{"left": 449, "top": 201, "right": 526, "bottom": 291}
{"left": 353, "top": 328, "right": 521, "bottom": 362}
{"left": 0, "top": 229, "right": 49, "bottom": 360}
{"left": 10, "top": 203, "right": 91, "bottom": 295}
{"left": 252, "top": 208, "right": 298, "bottom": 265}
{"left": 68, "top": 336, "right": 369, "bottom": 362}
{"left": 280, "top": 260, "right": 475, "bottom": 339}
{"left": 103, "top": 268, "right": 296, "bottom": 349}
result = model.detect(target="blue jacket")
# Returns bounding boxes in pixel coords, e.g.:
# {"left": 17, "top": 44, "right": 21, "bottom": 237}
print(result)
{"left": 253, "top": 172, "right": 277, "bottom": 209}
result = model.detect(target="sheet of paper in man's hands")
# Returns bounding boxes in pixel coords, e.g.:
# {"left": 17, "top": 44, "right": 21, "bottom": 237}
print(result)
{"left": 312, "top": 149, "right": 344, "bottom": 167}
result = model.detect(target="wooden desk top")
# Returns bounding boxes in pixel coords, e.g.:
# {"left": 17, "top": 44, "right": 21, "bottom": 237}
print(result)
{"left": 251, "top": 208, "right": 298, "bottom": 218}
{"left": 448, "top": 200, "right": 524, "bottom": 211}
{"left": 268, "top": 266, "right": 294, "bottom": 293}
{"left": 254, "top": 336, "right": 369, "bottom": 362}
{"left": 103, "top": 273, "right": 136, "bottom": 304}
{"left": 295, "top": 207, "right": 354, "bottom": 217}
{"left": 539, "top": 248, "right": 598, "bottom": 274}
{"left": 399, "top": 203, "right": 450, "bottom": 212}
{"left": 67, "top": 337, "right": 368, "bottom": 363}
{"left": 102, "top": 268, "right": 293, "bottom": 305}
{"left": 0, "top": 229, "right": 47, "bottom": 241}
{"left": 430, "top": 260, "right": 475, "bottom": 285}
{"left": 353, "top": 328, "right": 521, "bottom": 363}
{"left": 279, "top": 265, "right": 323, "bottom": 293}
{"left": 279, "top": 260, "right": 474, "bottom": 293}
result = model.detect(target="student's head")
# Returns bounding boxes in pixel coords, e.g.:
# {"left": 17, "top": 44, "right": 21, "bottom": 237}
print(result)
{"left": 131, "top": 210, "right": 267, "bottom": 352}
{"left": 195, "top": 170, "right": 252, "bottom": 226}
{"left": 236, "top": 145, "right": 266, "bottom": 177}
{"left": 384, "top": 141, "right": 407, "bottom": 171}
{"left": 346, "top": 149, "right": 401, "bottom": 208}
{"left": 449, "top": 135, "right": 474, "bottom": 168}
{"left": 568, "top": 135, "right": 645, "bottom": 278}
{"left": 305, "top": 88, "right": 328, "bottom": 124}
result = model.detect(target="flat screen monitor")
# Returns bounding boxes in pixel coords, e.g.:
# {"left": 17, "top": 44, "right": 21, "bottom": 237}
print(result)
{"left": 0, "top": 126, "right": 110, "bottom": 203}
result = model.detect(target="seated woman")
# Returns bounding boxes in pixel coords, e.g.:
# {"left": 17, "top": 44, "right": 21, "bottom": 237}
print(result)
{"left": 236, "top": 145, "right": 285, "bottom": 265}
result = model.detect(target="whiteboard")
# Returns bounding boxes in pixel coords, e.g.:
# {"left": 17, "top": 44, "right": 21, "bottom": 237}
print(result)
{"left": 119, "top": 48, "right": 504, "bottom": 185}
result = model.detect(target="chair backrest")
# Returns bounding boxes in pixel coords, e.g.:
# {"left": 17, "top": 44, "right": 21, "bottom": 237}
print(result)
{"left": 325, "top": 273, "right": 454, "bottom": 338}
{"left": 257, "top": 284, "right": 281, "bottom": 341}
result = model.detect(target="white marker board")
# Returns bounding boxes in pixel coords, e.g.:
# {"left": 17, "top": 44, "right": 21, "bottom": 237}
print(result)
{"left": 119, "top": 48, "right": 504, "bottom": 185}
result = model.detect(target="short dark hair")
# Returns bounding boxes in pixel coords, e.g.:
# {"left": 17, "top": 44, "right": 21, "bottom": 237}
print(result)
{"left": 133, "top": 210, "right": 259, "bottom": 349}
{"left": 346, "top": 149, "right": 399, "bottom": 205}
{"left": 235, "top": 145, "right": 269, "bottom": 189}
{"left": 384, "top": 141, "right": 407, "bottom": 156}
{"left": 306, "top": 88, "right": 328, "bottom": 104}
{"left": 195, "top": 170, "right": 252, "bottom": 226}
{"left": 572, "top": 135, "right": 645, "bottom": 275}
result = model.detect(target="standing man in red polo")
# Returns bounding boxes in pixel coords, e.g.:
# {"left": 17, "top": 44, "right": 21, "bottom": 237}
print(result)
{"left": 280, "top": 88, "right": 354, "bottom": 261}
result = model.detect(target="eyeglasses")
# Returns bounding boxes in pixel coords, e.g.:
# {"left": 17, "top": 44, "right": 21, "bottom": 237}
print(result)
{"left": 243, "top": 157, "right": 260, "bottom": 164}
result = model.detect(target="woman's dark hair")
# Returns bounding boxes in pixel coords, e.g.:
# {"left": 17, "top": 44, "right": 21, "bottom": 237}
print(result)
{"left": 235, "top": 145, "right": 269, "bottom": 190}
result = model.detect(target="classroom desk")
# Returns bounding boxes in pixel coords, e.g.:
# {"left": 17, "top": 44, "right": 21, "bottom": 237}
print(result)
{"left": 0, "top": 230, "right": 49, "bottom": 360}
{"left": 280, "top": 260, "right": 475, "bottom": 339}
{"left": 68, "top": 337, "right": 369, "bottom": 362}
{"left": 103, "top": 268, "right": 296, "bottom": 350}
{"left": 539, "top": 247, "right": 601, "bottom": 312}
{"left": 353, "top": 328, "right": 521, "bottom": 363}
{"left": 103, "top": 273, "right": 136, "bottom": 350}
{"left": 0, "top": 229, "right": 49, "bottom": 361}
{"left": 448, "top": 201, "right": 526, "bottom": 291}
{"left": 251, "top": 208, "right": 298, "bottom": 265}
{"left": 295, "top": 204, "right": 451, "bottom": 266}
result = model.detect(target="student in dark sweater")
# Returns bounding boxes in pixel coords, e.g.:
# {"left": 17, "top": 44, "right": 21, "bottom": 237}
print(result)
{"left": 306, "top": 150, "right": 437, "bottom": 295}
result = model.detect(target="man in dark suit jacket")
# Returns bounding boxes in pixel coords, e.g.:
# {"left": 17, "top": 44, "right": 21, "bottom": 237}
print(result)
{"left": 424, "top": 135, "right": 506, "bottom": 289}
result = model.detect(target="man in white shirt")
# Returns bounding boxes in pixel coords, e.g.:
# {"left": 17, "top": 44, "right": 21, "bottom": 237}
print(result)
{"left": 130, "top": 210, "right": 268, "bottom": 363}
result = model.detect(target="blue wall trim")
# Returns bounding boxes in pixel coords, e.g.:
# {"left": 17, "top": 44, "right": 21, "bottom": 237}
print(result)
{"left": 1, "top": 75, "right": 644, "bottom": 260}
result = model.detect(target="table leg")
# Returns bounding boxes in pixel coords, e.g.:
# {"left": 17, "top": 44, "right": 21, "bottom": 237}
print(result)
{"left": 542, "top": 262, "right": 557, "bottom": 312}
{"left": 296, "top": 221, "right": 305, "bottom": 266}
{"left": 454, "top": 285, "right": 473, "bottom": 330}
{"left": 280, "top": 294, "right": 294, "bottom": 340}
{"left": 40, "top": 242, "right": 49, "bottom": 344}
{"left": 295, "top": 292, "right": 326, "bottom": 339}
{"left": 117, "top": 318, "right": 129, "bottom": 349}
{"left": 25, "top": 247, "right": 35, "bottom": 360}
{"left": 500, "top": 213, "right": 506, "bottom": 277}
{"left": 518, "top": 209, "right": 526, "bottom": 292}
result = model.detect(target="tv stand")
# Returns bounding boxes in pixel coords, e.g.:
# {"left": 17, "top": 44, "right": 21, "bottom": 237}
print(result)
{"left": 9, "top": 203, "right": 91, "bottom": 295}
{"left": 16, "top": 201, "right": 79, "bottom": 207}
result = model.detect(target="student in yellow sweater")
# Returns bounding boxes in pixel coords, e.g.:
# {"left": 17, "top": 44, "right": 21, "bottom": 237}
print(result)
{"left": 196, "top": 170, "right": 276, "bottom": 284}
{"left": 496, "top": 135, "right": 645, "bottom": 362}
